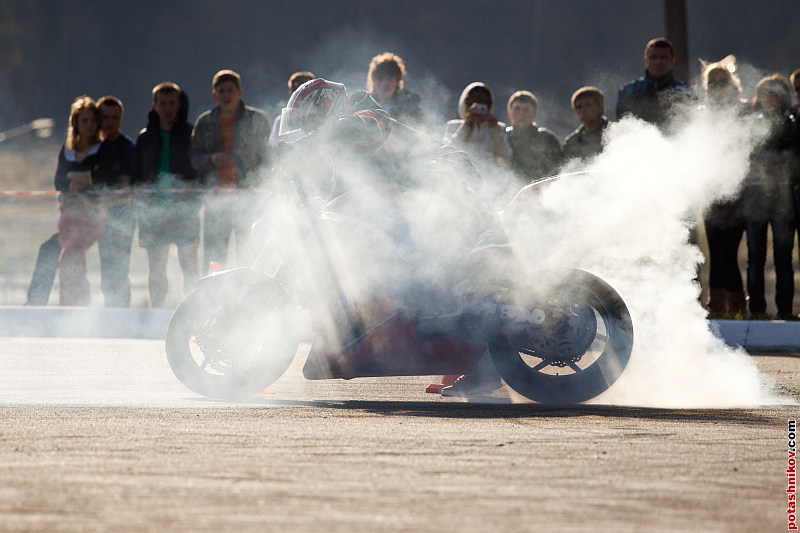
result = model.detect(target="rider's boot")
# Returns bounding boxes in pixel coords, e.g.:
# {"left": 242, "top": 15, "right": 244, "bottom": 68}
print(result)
{"left": 440, "top": 351, "right": 502, "bottom": 398}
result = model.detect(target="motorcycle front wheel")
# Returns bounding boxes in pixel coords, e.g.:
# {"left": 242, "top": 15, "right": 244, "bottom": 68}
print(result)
{"left": 165, "top": 272, "right": 302, "bottom": 400}
{"left": 489, "top": 268, "right": 634, "bottom": 404}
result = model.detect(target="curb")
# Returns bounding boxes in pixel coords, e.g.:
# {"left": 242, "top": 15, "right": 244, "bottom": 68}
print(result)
{"left": 708, "top": 319, "right": 800, "bottom": 352}
{"left": 0, "top": 308, "right": 797, "bottom": 352}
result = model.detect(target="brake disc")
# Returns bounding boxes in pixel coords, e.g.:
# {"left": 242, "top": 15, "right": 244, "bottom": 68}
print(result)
{"left": 510, "top": 298, "right": 597, "bottom": 365}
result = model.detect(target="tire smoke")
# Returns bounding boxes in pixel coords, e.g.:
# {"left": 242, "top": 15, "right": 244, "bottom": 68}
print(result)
{"left": 502, "top": 109, "right": 790, "bottom": 407}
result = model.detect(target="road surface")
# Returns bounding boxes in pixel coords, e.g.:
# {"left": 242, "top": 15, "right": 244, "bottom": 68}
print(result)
{"left": 0, "top": 337, "right": 797, "bottom": 532}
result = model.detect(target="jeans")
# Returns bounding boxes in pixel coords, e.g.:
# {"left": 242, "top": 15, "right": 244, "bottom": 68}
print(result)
{"left": 26, "top": 233, "right": 60, "bottom": 305}
{"left": 98, "top": 201, "right": 136, "bottom": 307}
{"left": 57, "top": 203, "right": 106, "bottom": 306}
{"left": 743, "top": 183, "right": 795, "bottom": 315}
{"left": 703, "top": 199, "right": 745, "bottom": 293}
{"left": 202, "top": 193, "right": 257, "bottom": 270}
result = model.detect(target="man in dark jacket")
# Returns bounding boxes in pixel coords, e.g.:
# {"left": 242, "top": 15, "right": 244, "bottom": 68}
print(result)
{"left": 95, "top": 96, "right": 136, "bottom": 307}
{"left": 616, "top": 37, "right": 693, "bottom": 129}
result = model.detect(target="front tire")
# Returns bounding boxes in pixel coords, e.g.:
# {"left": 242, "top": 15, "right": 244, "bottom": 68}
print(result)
{"left": 165, "top": 274, "right": 302, "bottom": 399}
{"left": 489, "top": 268, "right": 633, "bottom": 404}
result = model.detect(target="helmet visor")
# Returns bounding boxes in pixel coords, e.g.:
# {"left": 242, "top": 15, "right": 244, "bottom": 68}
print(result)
{"left": 279, "top": 80, "right": 347, "bottom": 140}
{"left": 278, "top": 106, "right": 304, "bottom": 140}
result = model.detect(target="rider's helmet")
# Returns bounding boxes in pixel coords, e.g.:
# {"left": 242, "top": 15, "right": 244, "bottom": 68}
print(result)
{"left": 278, "top": 78, "right": 348, "bottom": 139}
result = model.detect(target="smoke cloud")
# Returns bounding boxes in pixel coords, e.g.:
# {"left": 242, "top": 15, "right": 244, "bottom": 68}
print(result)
{"left": 502, "top": 106, "right": 786, "bottom": 407}
{"left": 251, "top": 83, "right": 792, "bottom": 408}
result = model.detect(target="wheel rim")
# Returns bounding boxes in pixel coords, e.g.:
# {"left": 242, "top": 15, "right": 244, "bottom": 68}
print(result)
{"left": 166, "top": 281, "right": 301, "bottom": 399}
{"left": 490, "top": 270, "right": 633, "bottom": 404}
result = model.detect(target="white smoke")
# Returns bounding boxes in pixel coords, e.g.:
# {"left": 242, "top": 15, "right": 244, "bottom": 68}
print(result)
{"left": 502, "top": 107, "right": 788, "bottom": 407}
{"left": 243, "top": 55, "right": 800, "bottom": 408}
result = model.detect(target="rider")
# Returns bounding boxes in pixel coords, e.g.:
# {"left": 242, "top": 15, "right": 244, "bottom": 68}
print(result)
{"left": 276, "top": 78, "right": 393, "bottom": 197}
{"left": 277, "top": 78, "right": 484, "bottom": 195}
{"left": 276, "top": 78, "right": 507, "bottom": 398}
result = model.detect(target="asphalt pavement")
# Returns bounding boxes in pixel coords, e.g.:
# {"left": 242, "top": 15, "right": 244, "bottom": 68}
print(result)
{"left": 1, "top": 297, "right": 798, "bottom": 533}
{"left": 0, "top": 337, "right": 796, "bottom": 532}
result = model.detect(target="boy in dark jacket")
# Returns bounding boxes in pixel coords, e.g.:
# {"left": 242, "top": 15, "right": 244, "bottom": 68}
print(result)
{"left": 563, "top": 86, "right": 609, "bottom": 162}
{"left": 132, "top": 82, "right": 200, "bottom": 308}
{"left": 504, "top": 90, "right": 563, "bottom": 183}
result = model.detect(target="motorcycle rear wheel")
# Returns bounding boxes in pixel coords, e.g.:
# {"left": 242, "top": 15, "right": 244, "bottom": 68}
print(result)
{"left": 165, "top": 275, "right": 301, "bottom": 400}
{"left": 489, "top": 268, "right": 633, "bottom": 404}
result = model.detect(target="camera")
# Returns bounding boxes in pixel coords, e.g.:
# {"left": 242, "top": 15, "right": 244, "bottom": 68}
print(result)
{"left": 471, "top": 103, "right": 488, "bottom": 114}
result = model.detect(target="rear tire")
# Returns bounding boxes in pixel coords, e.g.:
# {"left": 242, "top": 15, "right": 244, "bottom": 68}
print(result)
{"left": 165, "top": 275, "right": 302, "bottom": 399}
{"left": 490, "top": 268, "right": 633, "bottom": 404}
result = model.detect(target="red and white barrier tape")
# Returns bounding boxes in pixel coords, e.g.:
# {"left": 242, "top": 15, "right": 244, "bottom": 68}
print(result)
{"left": 0, "top": 190, "right": 59, "bottom": 196}
{"left": 0, "top": 188, "right": 262, "bottom": 196}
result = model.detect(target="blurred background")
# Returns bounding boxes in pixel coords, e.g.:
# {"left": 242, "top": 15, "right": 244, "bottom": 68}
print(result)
{"left": 1, "top": 0, "right": 798, "bottom": 137}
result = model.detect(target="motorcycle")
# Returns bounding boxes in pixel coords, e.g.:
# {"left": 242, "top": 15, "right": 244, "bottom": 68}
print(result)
{"left": 165, "top": 153, "right": 634, "bottom": 404}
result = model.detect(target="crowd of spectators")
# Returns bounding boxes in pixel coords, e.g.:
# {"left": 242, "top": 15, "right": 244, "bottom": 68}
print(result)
{"left": 23, "top": 38, "right": 800, "bottom": 321}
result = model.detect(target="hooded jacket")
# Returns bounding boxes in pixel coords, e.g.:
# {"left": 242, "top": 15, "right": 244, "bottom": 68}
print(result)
{"left": 132, "top": 91, "right": 196, "bottom": 191}
{"left": 443, "top": 82, "right": 511, "bottom": 164}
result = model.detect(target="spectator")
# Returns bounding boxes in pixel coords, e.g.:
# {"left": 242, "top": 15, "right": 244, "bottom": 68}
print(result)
{"left": 504, "top": 90, "right": 563, "bottom": 182}
{"left": 741, "top": 74, "right": 799, "bottom": 320}
{"left": 563, "top": 86, "right": 609, "bottom": 162}
{"left": 791, "top": 70, "right": 800, "bottom": 295}
{"left": 132, "top": 82, "right": 200, "bottom": 308}
{"left": 95, "top": 95, "right": 136, "bottom": 307}
{"left": 268, "top": 70, "right": 315, "bottom": 149}
{"left": 790, "top": 68, "right": 800, "bottom": 112}
{"left": 366, "top": 52, "right": 422, "bottom": 125}
{"left": 53, "top": 96, "right": 107, "bottom": 306}
{"left": 616, "top": 37, "right": 692, "bottom": 129}
{"left": 443, "top": 82, "right": 511, "bottom": 193}
{"left": 191, "top": 70, "right": 271, "bottom": 270}
{"left": 25, "top": 233, "right": 59, "bottom": 305}
{"left": 441, "top": 82, "right": 512, "bottom": 397}
{"left": 697, "top": 56, "right": 748, "bottom": 318}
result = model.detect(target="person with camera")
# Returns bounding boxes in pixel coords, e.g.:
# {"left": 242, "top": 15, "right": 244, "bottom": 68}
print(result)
{"left": 443, "top": 82, "right": 511, "bottom": 188}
